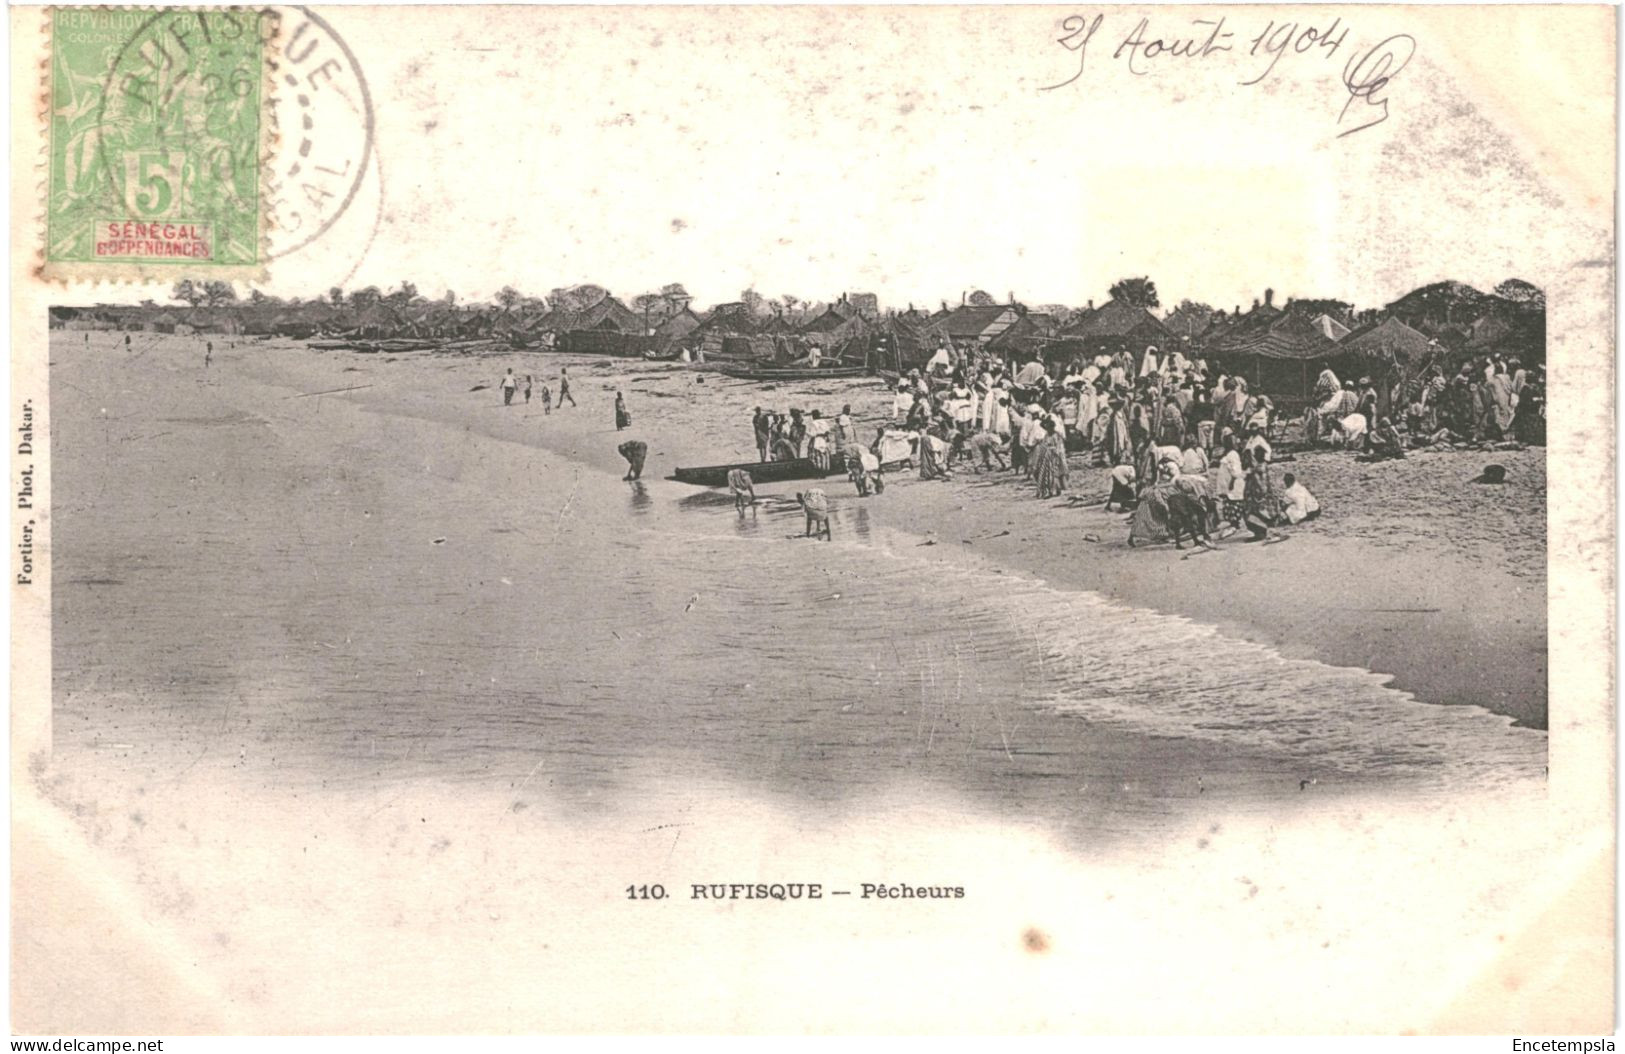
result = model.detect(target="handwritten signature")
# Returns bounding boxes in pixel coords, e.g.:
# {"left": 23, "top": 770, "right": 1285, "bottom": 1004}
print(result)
{"left": 1338, "top": 34, "right": 1416, "bottom": 138}
{"left": 1041, "top": 14, "right": 1416, "bottom": 140}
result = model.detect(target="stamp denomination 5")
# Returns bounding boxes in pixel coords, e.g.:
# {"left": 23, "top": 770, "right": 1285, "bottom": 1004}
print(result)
{"left": 44, "top": 7, "right": 272, "bottom": 280}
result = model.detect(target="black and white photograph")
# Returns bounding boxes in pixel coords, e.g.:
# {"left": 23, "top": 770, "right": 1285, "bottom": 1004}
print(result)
{"left": 10, "top": 3, "right": 1615, "bottom": 1036}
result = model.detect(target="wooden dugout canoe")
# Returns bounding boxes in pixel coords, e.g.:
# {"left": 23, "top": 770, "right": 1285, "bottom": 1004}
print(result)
{"left": 668, "top": 456, "right": 850, "bottom": 488}
{"left": 717, "top": 364, "right": 868, "bottom": 382}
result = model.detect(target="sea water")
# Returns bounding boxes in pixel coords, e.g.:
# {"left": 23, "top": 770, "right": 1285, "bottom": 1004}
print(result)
{"left": 48, "top": 345, "right": 1546, "bottom": 848}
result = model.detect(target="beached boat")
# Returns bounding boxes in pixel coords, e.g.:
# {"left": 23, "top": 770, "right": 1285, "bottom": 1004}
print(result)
{"left": 370, "top": 339, "right": 438, "bottom": 352}
{"left": 718, "top": 364, "right": 868, "bottom": 381}
{"left": 323, "top": 338, "right": 439, "bottom": 354}
{"left": 642, "top": 348, "right": 683, "bottom": 362}
{"left": 669, "top": 456, "right": 849, "bottom": 488}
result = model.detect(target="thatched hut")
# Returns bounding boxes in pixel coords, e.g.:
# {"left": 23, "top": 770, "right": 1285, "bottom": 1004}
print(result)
{"left": 1337, "top": 317, "right": 1438, "bottom": 416}
{"left": 1057, "top": 299, "right": 1171, "bottom": 359}
{"left": 653, "top": 307, "right": 702, "bottom": 344}
{"left": 1207, "top": 313, "right": 1340, "bottom": 410}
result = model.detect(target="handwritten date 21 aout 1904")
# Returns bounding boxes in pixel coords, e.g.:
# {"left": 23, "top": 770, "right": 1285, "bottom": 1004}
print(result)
{"left": 1041, "top": 13, "right": 1416, "bottom": 139}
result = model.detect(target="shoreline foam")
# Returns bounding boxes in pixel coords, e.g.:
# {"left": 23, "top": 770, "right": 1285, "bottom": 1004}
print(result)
{"left": 225, "top": 337, "right": 1545, "bottom": 730}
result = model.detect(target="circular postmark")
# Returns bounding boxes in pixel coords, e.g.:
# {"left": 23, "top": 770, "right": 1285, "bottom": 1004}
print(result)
{"left": 261, "top": 6, "right": 374, "bottom": 261}
{"left": 90, "top": 6, "right": 372, "bottom": 268}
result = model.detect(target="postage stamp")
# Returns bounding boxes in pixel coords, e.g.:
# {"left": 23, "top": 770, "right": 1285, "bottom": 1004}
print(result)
{"left": 42, "top": 7, "right": 272, "bottom": 281}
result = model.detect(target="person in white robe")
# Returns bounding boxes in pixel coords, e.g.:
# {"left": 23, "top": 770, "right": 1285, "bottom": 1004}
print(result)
{"left": 1075, "top": 383, "right": 1102, "bottom": 440}
{"left": 892, "top": 382, "right": 914, "bottom": 422}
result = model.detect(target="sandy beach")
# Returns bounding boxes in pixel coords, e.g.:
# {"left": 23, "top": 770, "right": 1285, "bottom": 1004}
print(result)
{"left": 193, "top": 334, "right": 1546, "bottom": 729}
{"left": 25, "top": 330, "right": 1555, "bottom": 1033}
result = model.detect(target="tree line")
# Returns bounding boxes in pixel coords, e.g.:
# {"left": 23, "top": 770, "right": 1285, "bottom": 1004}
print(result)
{"left": 165, "top": 273, "right": 1545, "bottom": 323}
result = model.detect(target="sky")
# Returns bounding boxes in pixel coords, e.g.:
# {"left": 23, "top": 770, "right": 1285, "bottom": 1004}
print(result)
{"left": 67, "top": 5, "right": 1613, "bottom": 313}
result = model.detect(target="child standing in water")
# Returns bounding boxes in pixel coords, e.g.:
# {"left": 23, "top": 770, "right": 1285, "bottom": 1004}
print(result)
{"left": 541, "top": 384, "right": 552, "bottom": 414}
{"left": 524, "top": 375, "right": 533, "bottom": 404}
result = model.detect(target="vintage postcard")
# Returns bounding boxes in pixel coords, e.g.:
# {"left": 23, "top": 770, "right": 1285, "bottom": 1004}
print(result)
{"left": 8, "top": 3, "right": 1615, "bottom": 1036}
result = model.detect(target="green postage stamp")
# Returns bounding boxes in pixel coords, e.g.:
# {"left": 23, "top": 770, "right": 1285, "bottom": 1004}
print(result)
{"left": 44, "top": 8, "right": 272, "bottom": 280}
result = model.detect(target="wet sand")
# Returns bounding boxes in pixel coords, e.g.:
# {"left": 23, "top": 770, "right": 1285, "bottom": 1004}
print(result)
{"left": 21, "top": 330, "right": 1561, "bottom": 1034}
{"left": 199, "top": 335, "right": 1544, "bottom": 729}
{"left": 54, "top": 331, "right": 1508, "bottom": 828}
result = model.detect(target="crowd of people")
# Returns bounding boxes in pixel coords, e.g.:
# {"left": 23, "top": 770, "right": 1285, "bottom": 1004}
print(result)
{"left": 750, "top": 404, "right": 863, "bottom": 472}
{"left": 609, "top": 335, "right": 1541, "bottom": 549}
{"left": 1305, "top": 354, "right": 1546, "bottom": 454}
{"left": 709, "top": 342, "right": 1308, "bottom": 546}
{"left": 869, "top": 342, "right": 1317, "bottom": 546}
{"left": 733, "top": 335, "right": 1543, "bottom": 547}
